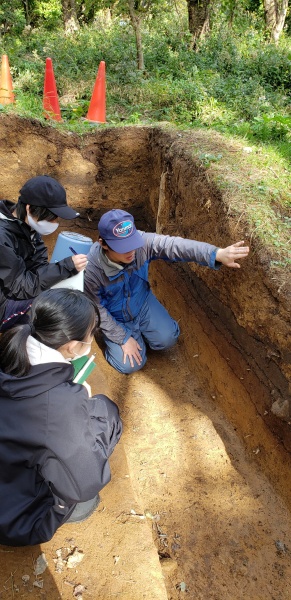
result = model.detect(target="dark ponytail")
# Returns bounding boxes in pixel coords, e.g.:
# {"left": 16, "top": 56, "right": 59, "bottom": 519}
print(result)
{"left": 0, "top": 289, "right": 100, "bottom": 378}
{"left": 0, "top": 324, "right": 32, "bottom": 377}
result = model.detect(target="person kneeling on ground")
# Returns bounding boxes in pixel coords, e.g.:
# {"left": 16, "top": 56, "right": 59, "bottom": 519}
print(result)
{"left": 0, "top": 288, "right": 122, "bottom": 547}
{"left": 0, "top": 175, "right": 88, "bottom": 332}
{"left": 84, "top": 209, "right": 249, "bottom": 374}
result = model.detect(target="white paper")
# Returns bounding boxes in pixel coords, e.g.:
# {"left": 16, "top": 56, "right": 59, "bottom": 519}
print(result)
{"left": 50, "top": 270, "right": 84, "bottom": 291}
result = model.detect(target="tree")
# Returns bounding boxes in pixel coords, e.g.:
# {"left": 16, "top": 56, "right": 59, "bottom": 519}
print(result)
{"left": 126, "top": 0, "right": 177, "bottom": 69}
{"left": 186, "top": 0, "right": 211, "bottom": 49}
{"left": 62, "top": 0, "right": 79, "bottom": 31}
{"left": 264, "top": 0, "right": 289, "bottom": 43}
{"left": 0, "top": 0, "right": 26, "bottom": 34}
{"left": 92, "top": 0, "right": 162, "bottom": 71}
{"left": 22, "top": 0, "right": 31, "bottom": 25}
{"left": 128, "top": 0, "right": 145, "bottom": 70}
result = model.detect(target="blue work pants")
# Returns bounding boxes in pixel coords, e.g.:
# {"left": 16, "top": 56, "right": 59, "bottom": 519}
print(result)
{"left": 104, "top": 291, "right": 180, "bottom": 374}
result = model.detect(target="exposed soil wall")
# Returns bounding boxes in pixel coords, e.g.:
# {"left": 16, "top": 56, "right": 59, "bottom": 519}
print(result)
{"left": 0, "top": 113, "right": 290, "bottom": 501}
{"left": 0, "top": 115, "right": 152, "bottom": 213}
{"left": 147, "top": 129, "right": 291, "bottom": 429}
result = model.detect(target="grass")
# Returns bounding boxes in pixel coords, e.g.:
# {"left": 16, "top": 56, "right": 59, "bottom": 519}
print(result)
{"left": 190, "top": 131, "right": 291, "bottom": 266}
{"left": 0, "top": 12, "right": 290, "bottom": 269}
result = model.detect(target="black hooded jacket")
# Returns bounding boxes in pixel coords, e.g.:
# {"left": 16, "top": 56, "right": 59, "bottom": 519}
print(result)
{"left": 0, "top": 361, "right": 116, "bottom": 546}
{"left": 0, "top": 200, "right": 77, "bottom": 322}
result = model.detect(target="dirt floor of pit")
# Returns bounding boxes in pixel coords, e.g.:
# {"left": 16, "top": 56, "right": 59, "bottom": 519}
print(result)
{"left": 1, "top": 228, "right": 291, "bottom": 600}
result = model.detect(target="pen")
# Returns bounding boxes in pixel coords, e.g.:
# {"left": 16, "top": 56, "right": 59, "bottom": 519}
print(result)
{"left": 69, "top": 245, "right": 88, "bottom": 272}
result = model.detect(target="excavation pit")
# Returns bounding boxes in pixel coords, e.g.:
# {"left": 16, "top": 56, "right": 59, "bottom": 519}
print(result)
{"left": 0, "top": 114, "right": 290, "bottom": 600}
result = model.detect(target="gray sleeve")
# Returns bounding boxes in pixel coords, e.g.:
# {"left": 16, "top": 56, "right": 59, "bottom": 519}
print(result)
{"left": 145, "top": 232, "right": 219, "bottom": 268}
{"left": 84, "top": 244, "right": 130, "bottom": 345}
{"left": 97, "top": 304, "right": 130, "bottom": 345}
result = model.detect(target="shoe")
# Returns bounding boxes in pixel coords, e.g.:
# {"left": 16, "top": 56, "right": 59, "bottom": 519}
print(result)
{"left": 66, "top": 494, "right": 100, "bottom": 523}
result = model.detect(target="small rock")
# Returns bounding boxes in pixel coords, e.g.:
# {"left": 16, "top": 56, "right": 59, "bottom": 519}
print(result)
{"left": 33, "top": 580, "right": 44, "bottom": 588}
{"left": 275, "top": 540, "right": 287, "bottom": 554}
{"left": 271, "top": 398, "right": 289, "bottom": 419}
{"left": 73, "top": 584, "right": 86, "bottom": 598}
{"left": 66, "top": 548, "right": 84, "bottom": 569}
{"left": 176, "top": 581, "right": 187, "bottom": 592}
{"left": 34, "top": 553, "right": 48, "bottom": 575}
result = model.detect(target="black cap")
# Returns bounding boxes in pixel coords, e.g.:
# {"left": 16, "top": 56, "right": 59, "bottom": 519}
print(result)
{"left": 19, "top": 175, "right": 78, "bottom": 220}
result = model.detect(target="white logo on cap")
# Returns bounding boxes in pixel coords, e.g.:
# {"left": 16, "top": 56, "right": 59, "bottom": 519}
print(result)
{"left": 113, "top": 220, "right": 133, "bottom": 238}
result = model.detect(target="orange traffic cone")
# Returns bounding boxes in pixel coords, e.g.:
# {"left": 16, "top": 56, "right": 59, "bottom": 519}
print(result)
{"left": 0, "top": 54, "right": 15, "bottom": 105}
{"left": 43, "top": 57, "right": 62, "bottom": 122}
{"left": 86, "top": 61, "right": 106, "bottom": 123}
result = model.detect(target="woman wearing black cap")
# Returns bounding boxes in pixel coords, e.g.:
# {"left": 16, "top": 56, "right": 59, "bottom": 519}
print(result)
{"left": 0, "top": 175, "right": 87, "bottom": 331}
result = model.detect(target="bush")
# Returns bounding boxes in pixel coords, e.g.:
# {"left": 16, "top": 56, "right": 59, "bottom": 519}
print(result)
{"left": 0, "top": 9, "right": 290, "bottom": 152}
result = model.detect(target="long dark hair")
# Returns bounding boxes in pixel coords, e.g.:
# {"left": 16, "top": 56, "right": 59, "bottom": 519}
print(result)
{"left": 0, "top": 289, "right": 100, "bottom": 378}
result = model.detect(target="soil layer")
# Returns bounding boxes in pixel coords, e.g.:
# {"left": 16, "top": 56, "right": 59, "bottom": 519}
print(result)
{"left": 0, "top": 115, "right": 290, "bottom": 600}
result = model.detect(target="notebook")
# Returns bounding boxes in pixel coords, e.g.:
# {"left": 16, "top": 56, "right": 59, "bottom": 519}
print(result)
{"left": 51, "top": 270, "right": 84, "bottom": 291}
{"left": 71, "top": 354, "right": 96, "bottom": 384}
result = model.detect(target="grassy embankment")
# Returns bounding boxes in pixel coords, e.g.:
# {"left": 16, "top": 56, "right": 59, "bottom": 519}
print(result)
{"left": 1, "top": 11, "right": 290, "bottom": 268}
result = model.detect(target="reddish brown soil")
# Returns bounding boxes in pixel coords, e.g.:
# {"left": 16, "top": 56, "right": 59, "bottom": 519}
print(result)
{"left": 0, "top": 115, "right": 290, "bottom": 600}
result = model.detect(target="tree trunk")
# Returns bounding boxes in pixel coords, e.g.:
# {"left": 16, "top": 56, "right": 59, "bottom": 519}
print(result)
{"left": 62, "top": 0, "right": 79, "bottom": 33}
{"left": 264, "top": 0, "right": 288, "bottom": 43}
{"left": 128, "top": 0, "right": 145, "bottom": 71}
{"left": 264, "top": 0, "right": 277, "bottom": 29}
{"left": 272, "top": 0, "right": 288, "bottom": 42}
{"left": 21, "top": 0, "right": 30, "bottom": 25}
{"left": 187, "top": 0, "right": 211, "bottom": 49}
{"left": 228, "top": 0, "right": 236, "bottom": 28}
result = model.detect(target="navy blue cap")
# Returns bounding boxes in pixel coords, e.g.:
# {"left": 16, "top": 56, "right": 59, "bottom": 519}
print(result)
{"left": 19, "top": 175, "right": 78, "bottom": 220}
{"left": 98, "top": 209, "right": 144, "bottom": 253}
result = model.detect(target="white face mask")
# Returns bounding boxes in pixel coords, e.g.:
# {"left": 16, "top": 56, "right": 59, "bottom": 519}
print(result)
{"left": 27, "top": 213, "right": 59, "bottom": 236}
{"left": 72, "top": 341, "right": 92, "bottom": 360}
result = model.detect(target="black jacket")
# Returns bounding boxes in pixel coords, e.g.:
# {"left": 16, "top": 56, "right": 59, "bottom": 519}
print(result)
{"left": 0, "top": 361, "right": 117, "bottom": 546}
{"left": 0, "top": 200, "right": 77, "bottom": 322}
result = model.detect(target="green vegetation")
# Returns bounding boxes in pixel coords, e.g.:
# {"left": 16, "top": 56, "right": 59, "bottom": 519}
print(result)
{"left": 0, "top": 3, "right": 290, "bottom": 267}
